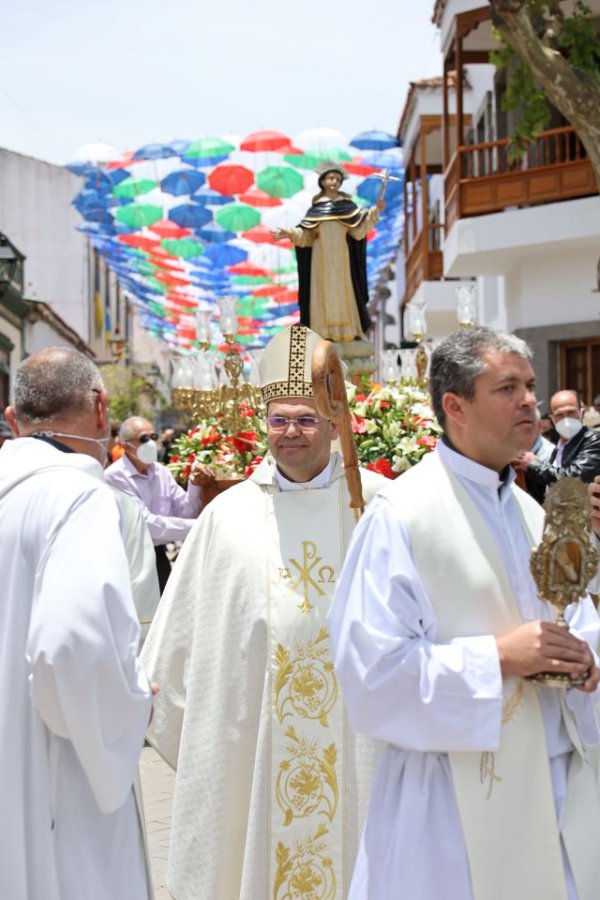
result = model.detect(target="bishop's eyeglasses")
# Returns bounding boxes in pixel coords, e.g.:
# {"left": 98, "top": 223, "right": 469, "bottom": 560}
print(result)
{"left": 266, "top": 415, "right": 324, "bottom": 431}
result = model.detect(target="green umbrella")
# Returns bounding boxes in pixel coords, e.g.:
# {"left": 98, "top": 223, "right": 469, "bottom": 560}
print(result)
{"left": 161, "top": 237, "right": 204, "bottom": 259}
{"left": 215, "top": 203, "right": 260, "bottom": 232}
{"left": 183, "top": 137, "right": 235, "bottom": 159}
{"left": 257, "top": 166, "right": 304, "bottom": 199}
{"left": 284, "top": 148, "right": 352, "bottom": 171}
{"left": 115, "top": 204, "right": 163, "bottom": 228}
{"left": 230, "top": 274, "right": 272, "bottom": 285}
{"left": 146, "top": 277, "right": 169, "bottom": 294}
{"left": 113, "top": 177, "right": 158, "bottom": 199}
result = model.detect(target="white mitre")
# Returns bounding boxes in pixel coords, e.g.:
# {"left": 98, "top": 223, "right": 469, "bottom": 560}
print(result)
{"left": 258, "top": 323, "right": 325, "bottom": 403}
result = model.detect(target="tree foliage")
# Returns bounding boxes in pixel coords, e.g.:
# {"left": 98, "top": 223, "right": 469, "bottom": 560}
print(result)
{"left": 490, "top": 0, "right": 600, "bottom": 183}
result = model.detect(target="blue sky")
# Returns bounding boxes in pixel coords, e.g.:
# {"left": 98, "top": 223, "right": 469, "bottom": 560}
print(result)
{"left": 0, "top": 0, "right": 442, "bottom": 164}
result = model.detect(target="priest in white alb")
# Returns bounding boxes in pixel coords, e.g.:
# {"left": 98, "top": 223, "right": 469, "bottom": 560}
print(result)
{"left": 328, "top": 326, "right": 600, "bottom": 900}
{"left": 142, "top": 324, "right": 386, "bottom": 899}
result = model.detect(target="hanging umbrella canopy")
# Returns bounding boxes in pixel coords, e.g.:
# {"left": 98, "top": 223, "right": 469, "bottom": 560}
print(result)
{"left": 228, "top": 262, "right": 271, "bottom": 277}
{"left": 149, "top": 219, "right": 192, "bottom": 239}
{"left": 161, "top": 237, "right": 204, "bottom": 259}
{"left": 191, "top": 186, "right": 235, "bottom": 206}
{"left": 133, "top": 142, "right": 180, "bottom": 160}
{"left": 115, "top": 203, "right": 163, "bottom": 228}
{"left": 240, "top": 130, "right": 292, "bottom": 152}
{"left": 184, "top": 137, "right": 236, "bottom": 159}
{"left": 113, "top": 177, "right": 159, "bottom": 199}
{"left": 160, "top": 169, "right": 206, "bottom": 195}
{"left": 350, "top": 130, "right": 400, "bottom": 151}
{"left": 241, "top": 225, "right": 276, "bottom": 244}
{"left": 208, "top": 165, "right": 254, "bottom": 196}
{"left": 195, "top": 222, "right": 237, "bottom": 243}
{"left": 203, "top": 243, "right": 248, "bottom": 266}
{"left": 238, "top": 187, "right": 282, "bottom": 208}
{"left": 257, "top": 165, "right": 303, "bottom": 199}
{"left": 215, "top": 203, "right": 260, "bottom": 232}
{"left": 169, "top": 204, "right": 213, "bottom": 229}
{"left": 357, "top": 175, "right": 403, "bottom": 203}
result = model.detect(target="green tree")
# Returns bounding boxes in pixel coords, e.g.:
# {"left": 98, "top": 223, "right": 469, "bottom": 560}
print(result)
{"left": 490, "top": 1, "right": 600, "bottom": 185}
{"left": 101, "top": 364, "right": 157, "bottom": 423}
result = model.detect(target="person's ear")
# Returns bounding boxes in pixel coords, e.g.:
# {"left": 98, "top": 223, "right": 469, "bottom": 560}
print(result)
{"left": 4, "top": 407, "right": 19, "bottom": 436}
{"left": 442, "top": 392, "right": 467, "bottom": 429}
{"left": 330, "top": 420, "right": 339, "bottom": 442}
{"left": 95, "top": 389, "right": 110, "bottom": 431}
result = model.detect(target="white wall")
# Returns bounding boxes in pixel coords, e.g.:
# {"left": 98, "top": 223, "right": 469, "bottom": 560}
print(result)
{"left": 0, "top": 149, "right": 89, "bottom": 341}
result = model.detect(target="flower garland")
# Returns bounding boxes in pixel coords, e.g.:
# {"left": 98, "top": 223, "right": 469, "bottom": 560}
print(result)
{"left": 168, "top": 382, "right": 441, "bottom": 484}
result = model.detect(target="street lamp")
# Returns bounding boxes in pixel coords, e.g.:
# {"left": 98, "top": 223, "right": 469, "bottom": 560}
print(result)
{"left": 456, "top": 283, "right": 477, "bottom": 327}
{"left": 0, "top": 236, "right": 24, "bottom": 298}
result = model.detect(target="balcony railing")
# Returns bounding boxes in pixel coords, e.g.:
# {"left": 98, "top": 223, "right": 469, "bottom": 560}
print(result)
{"left": 404, "top": 223, "right": 444, "bottom": 303}
{"left": 444, "top": 125, "right": 598, "bottom": 232}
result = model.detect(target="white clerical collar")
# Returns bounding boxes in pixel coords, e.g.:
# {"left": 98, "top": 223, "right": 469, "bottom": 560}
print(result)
{"left": 437, "top": 438, "right": 515, "bottom": 497}
{"left": 274, "top": 457, "right": 333, "bottom": 491}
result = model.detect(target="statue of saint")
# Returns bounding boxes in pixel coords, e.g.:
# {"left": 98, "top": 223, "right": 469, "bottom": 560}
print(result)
{"left": 273, "top": 162, "right": 384, "bottom": 343}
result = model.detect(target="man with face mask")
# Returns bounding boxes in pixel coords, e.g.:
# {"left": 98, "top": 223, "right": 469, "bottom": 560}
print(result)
{"left": 515, "top": 389, "right": 600, "bottom": 504}
{"left": 0, "top": 347, "right": 153, "bottom": 900}
{"left": 105, "top": 416, "right": 213, "bottom": 592}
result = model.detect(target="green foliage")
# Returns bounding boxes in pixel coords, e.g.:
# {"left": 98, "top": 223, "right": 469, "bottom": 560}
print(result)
{"left": 557, "top": 1, "right": 600, "bottom": 76}
{"left": 101, "top": 364, "right": 157, "bottom": 423}
{"left": 491, "top": 3, "right": 600, "bottom": 158}
{"left": 491, "top": 28, "right": 551, "bottom": 160}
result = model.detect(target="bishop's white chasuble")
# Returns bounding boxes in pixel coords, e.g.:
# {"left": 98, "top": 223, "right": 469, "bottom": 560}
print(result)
{"left": 142, "top": 454, "right": 385, "bottom": 900}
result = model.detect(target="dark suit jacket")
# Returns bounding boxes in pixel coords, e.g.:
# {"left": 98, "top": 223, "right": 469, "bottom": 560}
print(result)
{"left": 525, "top": 425, "right": 600, "bottom": 505}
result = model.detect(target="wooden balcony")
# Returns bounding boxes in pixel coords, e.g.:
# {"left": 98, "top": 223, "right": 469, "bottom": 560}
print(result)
{"left": 403, "top": 224, "right": 444, "bottom": 304}
{"left": 444, "top": 125, "right": 598, "bottom": 232}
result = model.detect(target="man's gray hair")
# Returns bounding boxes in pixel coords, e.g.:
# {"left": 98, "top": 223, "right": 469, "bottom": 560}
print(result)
{"left": 13, "top": 348, "right": 103, "bottom": 426}
{"left": 119, "top": 416, "right": 152, "bottom": 443}
{"left": 430, "top": 327, "right": 532, "bottom": 429}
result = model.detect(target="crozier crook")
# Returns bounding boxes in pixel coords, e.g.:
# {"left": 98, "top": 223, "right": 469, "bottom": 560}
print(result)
{"left": 311, "top": 339, "right": 365, "bottom": 520}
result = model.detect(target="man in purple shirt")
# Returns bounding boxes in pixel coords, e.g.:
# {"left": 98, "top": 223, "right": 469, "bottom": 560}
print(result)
{"left": 105, "top": 416, "right": 213, "bottom": 592}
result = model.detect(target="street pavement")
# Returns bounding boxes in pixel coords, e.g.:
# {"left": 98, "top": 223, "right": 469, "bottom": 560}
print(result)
{"left": 140, "top": 746, "right": 175, "bottom": 900}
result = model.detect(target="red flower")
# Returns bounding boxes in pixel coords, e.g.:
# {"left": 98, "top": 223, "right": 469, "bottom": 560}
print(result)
{"left": 366, "top": 458, "right": 395, "bottom": 479}
{"left": 351, "top": 414, "right": 368, "bottom": 434}
{"left": 418, "top": 435, "right": 438, "bottom": 450}
{"left": 231, "top": 430, "right": 259, "bottom": 452}
{"left": 379, "top": 400, "right": 390, "bottom": 409}
{"left": 244, "top": 455, "right": 263, "bottom": 478}
{"left": 201, "top": 429, "right": 220, "bottom": 447}
{"left": 240, "top": 407, "right": 256, "bottom": 417}
{"left": 170, "top": 455, "right": 179, "bottom": 463}
{"left": 355, "top": 393, "right": 367, "bottom": 402}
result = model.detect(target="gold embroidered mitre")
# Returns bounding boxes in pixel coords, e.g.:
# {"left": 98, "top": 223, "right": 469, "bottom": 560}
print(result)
{"left": 259, "top": 324, "right": 325, "bottom": 404}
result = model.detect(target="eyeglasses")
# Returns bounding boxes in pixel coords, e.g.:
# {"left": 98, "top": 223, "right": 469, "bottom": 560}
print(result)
{"left": 266, "top": 415, "right": 324, "bottom": 430}
{"left": 138, "top": 432, "right": 159, "bottom": 443}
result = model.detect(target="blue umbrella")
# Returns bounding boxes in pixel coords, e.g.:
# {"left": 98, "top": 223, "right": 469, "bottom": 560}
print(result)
{"left": 133, "top": 142, "right": 179, "bottom": 160}
{"left": 195, "top": 223, "right": 236, "bottom": 244}
{"left": 191, "top": 186, "right": 234, "bottom": 206}
{"left": 183, "top": 153, "right": 231, "bottom": 169}
{"left": 357, "top": 175, "right": 403, "bottom": 204}
{"left": 168, "top": 204, "right": 212, "bottom": 229}
{"left": 203, "top": 243, "right": 248, "bottom": 266}
{"left": 362, "top": 151, "right": 403, "bottom": 170}
{"left": 160, "top": 169, "right": 206, "bottom": 196}
{"left": 350, "top": 130, "right": 400, "bottom": 151}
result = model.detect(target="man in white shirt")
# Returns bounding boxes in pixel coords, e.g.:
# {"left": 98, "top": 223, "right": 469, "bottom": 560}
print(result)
{"left": 0, "top": 347, "right": 153, "bottom": 900}
{"left": 105, "top": 416, "right": 213, "bottom": 591}
{"left": 328, "top": 327, "right": 600, "bottom": 900}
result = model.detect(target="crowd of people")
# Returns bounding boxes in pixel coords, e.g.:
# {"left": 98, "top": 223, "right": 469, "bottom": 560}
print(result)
{"left": 2, "top": 325, "right": 600, "bottom": 900}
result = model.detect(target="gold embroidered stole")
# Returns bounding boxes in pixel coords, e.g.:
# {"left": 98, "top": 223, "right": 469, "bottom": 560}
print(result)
{"left": 401, "top": 453, "right": 570, "bottom": 900}
{"left": 267, "top": 481, "right": 350, "bottom": 900}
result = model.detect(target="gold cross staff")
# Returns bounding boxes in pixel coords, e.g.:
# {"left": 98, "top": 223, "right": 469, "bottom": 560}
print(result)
{"left": 372, "top": 168, "right": 402, "bottom": 202}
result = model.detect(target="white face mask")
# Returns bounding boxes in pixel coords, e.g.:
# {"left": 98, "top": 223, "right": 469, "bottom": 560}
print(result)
{"left": 135, "top": 439, "right": 158, "bottom": 465}
{"left": 554, "top": 417, "right": 583, "bottom": 441}
{"left": 30, "top": 430, "right": 110, "bottom": 465}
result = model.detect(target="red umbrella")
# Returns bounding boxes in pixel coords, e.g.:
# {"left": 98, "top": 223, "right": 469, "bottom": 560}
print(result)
{"left": 118, "top": 234, "right": 159, "bottom": 252}
{"left": 227, "top": 262, "right": 271, "bottom": 276}
{"left": 149, "top": 219, "right": 192, "bottom": 239}
{"left": 239, "top": 187, "right": 282, "bottom": 208}
{"left": 253, "top": 284, "right": 284, "bottom": 297}
{"left": 345, "top": 160, "right": 381, "bottom": 176}
{"left": 241, "top": 225, "right": 277, "bottom": 244}
{"left": 208, "top": 165, "right": 254, "bottom": 196}
{"left": 154, "top": 271, "right": 191, "bottom": 287}
{"left": 273, "top": 288, "right": 299, "bottom": 304}
{"left": 240, "top": 130, "right": 292, "bottom": 152}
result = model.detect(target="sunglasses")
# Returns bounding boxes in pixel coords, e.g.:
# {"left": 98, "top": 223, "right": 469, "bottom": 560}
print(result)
{"left": 138, "top": 432, "right": 159, "bottom": 443}
{"left": 266, "top": 415, "right": 324, "bottom": 430}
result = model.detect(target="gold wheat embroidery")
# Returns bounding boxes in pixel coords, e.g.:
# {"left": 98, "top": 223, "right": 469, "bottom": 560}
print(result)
{"left": 480, "top": 681, "right": 524, "bottom": 799}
